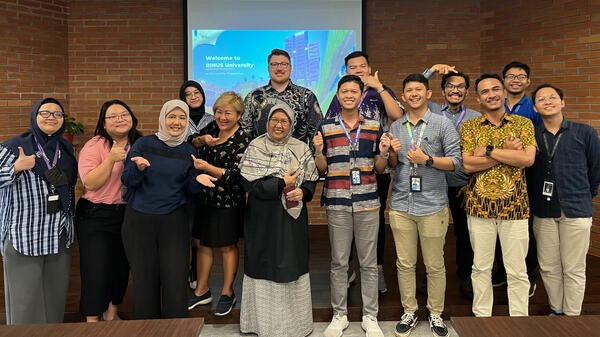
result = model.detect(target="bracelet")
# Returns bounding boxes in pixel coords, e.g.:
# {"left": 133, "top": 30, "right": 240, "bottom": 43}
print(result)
{"left": 377, "top": 87, "right": 385, "bottom": 94}
{"left": 380, "top": 151, "right": 389, "bottom": 159}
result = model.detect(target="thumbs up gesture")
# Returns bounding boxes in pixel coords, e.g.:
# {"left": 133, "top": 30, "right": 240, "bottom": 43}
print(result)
{"left": 313, "top": 131, "right": 324, "bottom": 156}
{"left": 14, "top": 146, "right": 36, "bottom": 173}
{"left": 109, "top": 140, "right": 128, "bottom": 163}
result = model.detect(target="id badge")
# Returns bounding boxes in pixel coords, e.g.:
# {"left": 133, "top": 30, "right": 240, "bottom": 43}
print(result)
{"left": 410, "top": 175, "right": 422, "bottom": 192}
{"left": 47, "top": 192, "right": 60, "bottom": 214}
{"left": 350, "top": 167, "right": 361, "bottom": 185}
{"left": 542, "top": 180, "right": 554, "bottom": 197}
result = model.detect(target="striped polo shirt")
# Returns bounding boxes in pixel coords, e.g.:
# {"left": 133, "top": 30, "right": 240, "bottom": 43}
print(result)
{"left": 319, "top": 115, "right": 382, "bottom": 212}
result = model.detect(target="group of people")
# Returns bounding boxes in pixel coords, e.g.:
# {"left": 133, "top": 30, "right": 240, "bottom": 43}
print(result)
{"left": 0, "top": 48, "right": 597, "bottom": 337}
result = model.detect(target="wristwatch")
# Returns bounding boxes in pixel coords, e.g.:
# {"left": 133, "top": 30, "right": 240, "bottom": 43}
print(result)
{"left": 485, "top": 145, "right": 494, "bottom": 157}
{"left": 425, "top": 155, "right": 434, "bottom": 167}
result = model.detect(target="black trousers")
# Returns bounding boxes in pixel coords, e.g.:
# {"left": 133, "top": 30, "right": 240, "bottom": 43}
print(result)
{"left": 122, "top": 205, "right": 190, "bottom": 319}
{"left": 75, "top": 198, "right": 129, "bottom": 317}
{"left": 447, "top": 186, "right": 473, "bottom": 280}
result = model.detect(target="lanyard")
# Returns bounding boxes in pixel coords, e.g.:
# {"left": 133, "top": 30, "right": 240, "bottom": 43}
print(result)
{"left": 34, "top": 137, "right": 60, "bottom": 169}
{"left": 442, "top": 105, "right": 467, "bottom": 130}
{"left": 542, "top": 131, "right": 563, "bottom": 177}
{"left": 406, "top": 121, "right": 426, "bottom": 170}
{"left": 339, "top": 117, "right": 362, "bottom": 147}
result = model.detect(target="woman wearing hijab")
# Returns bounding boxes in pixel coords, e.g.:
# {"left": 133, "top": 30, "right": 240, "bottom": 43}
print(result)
{"left": 76, "top": 100, "right": 142, "bottom": 322}
{"left": 238, "top": 103, "right": 319, "bottom": 337}
{"left": 179, "top": 80, "right": 214, "bottom": 289}
{"left": 179, "top": 80, "right": 214, "bottom": 138}
{"left": 0, "top": 97, "right": 77, "bottom": 324}
{"left": 121, "top": 99, "right": 216, "bottom": 319}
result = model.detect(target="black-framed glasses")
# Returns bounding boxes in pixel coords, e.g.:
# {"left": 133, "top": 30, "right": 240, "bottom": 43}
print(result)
{"left": 269, "top": 62, "right": 290, "bottom": 68}
{"left": 444, "top": 83, "right": 467, "bottom": 90}
{"left": 505, "top": 74, "right": 528, "bottom": 81}
{"left": 38, "top": 110, "right": 64, "bottom": 119}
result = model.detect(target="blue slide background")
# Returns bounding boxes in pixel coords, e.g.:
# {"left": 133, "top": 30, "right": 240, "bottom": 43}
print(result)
{"left": 191, "top": 29, "right": 356, "bottom": 110}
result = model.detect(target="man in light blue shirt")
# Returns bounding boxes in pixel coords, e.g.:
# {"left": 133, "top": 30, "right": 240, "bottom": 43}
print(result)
{"left": 387, "top": 74, "right": 461, "bottom": 337}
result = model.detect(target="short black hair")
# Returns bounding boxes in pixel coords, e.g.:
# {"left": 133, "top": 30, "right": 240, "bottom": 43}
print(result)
{"left": 402, "top": 73, "right": 429, "bottom": 91}
{"left": 475, "top": 73, "right": 504, "bottom": 93}
{"left": 441, "top": 72, "right": 470, "bottom": 89}
{"left": 502, "top": 61, "right": 531, "bottom": 78}
{"left": 531, "top": 84, "right": 564, "bottom": 102}
{"left": 337, "top": 74, "right": 364, "bottom": 92}
{"left": 344, "top": 51, "right": 369, "bottom": 66}
{"left": 268, "top": 48, "right": 291, "bottom": 62}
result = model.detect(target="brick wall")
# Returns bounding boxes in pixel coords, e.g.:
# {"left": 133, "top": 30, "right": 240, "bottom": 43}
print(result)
{"left": 1, "top": 0, "right": 599, "bottom": 254}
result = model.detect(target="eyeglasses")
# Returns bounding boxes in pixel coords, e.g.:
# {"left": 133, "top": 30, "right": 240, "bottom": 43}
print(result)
{"left": 185, "top": 90, "right": 202, "bottom": 98}
{"left": 535, "top": 95, "right": 560, "bottom": 103}
{"left": 269, "top": 62, "right": 290, "bottom": 69}
{"left": 444, "top": 83, "right": 467, "bottom": 90}
{"left": 269, "top": 118, "right": 290, "bottom": 126}
{"left": 105, "top": 112, "right": 131, "bottom": 121}
{"left": 505, "top": 74, "right": 528, "bottom": 81}
{"left": 38, "top": 110, "right": 64, "bottom": 119}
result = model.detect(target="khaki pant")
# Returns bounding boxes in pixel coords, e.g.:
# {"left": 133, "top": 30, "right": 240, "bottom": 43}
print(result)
{"left": 389, "top": 208, "right": 448, "bottom": 315}
{"left": 533, "top": 213, "right": 591, "bottom": 316}
{"left": 467, "top": 216, "right": 529, "bottom": 317}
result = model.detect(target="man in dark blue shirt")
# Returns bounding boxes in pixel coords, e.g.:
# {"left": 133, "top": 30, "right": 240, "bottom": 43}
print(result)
{"left": 528, "top": 84, "right": 600, "bottom": 316}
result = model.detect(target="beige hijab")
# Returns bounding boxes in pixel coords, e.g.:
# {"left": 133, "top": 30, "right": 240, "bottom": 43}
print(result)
{"left": 156, "top": 99, "right": 189, "bottom": 147}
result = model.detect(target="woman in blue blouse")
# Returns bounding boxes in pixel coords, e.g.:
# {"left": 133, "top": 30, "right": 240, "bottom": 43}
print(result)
{"left": 121, "top": 99, "right": 215, "bottom": 319}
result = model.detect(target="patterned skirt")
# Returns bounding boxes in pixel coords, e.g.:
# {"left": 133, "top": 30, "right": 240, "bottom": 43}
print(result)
{"left": 240, "top": 273, "right": 313, "bottom": 337}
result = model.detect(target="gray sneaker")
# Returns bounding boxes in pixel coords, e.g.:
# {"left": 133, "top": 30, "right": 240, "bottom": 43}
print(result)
{"left": 395, "top": 312, "right": 418, "bottom": 337}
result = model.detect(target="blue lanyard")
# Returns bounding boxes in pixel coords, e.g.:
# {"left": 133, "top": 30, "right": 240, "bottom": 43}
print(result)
{"left": 339, "top": 117, "right": 362, "bottom": 147}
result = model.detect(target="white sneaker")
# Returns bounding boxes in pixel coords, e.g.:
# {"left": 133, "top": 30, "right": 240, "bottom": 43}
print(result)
{"left": 361, "top": 315, "right": 384, "bottom": 337}
{"left": 323, "top": 314, "right": 349, "bottom": 337}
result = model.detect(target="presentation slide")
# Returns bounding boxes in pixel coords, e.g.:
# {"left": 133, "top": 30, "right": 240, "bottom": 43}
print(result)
{"left": 191, "top": 29, "right": 356, "bottom": 109}
{"left": 185, "top": 0, "right": 363, "bottom": 110}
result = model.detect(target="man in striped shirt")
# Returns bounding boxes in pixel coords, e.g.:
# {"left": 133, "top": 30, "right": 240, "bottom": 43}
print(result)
{"left": 315, "top": 75, "right": 390, "bottom": 337}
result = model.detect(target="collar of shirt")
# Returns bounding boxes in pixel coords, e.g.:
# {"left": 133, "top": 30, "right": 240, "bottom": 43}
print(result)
{"left": 335, "top": 114, "right": 365, "bottom": 129}
{"left": 266, "top": 80, "right": 293, "bottom": 92}
{"left": 479, "top": 111, "right": 517, "bottom": 126}
{"left": 401, "top": 108, "right": 432, "bottom": 126}
{"left": 441, "top": 103, "right": 465, "bottom": 114}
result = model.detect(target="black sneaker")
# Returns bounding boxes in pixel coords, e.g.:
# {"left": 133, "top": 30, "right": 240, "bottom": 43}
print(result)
{"left": 214, "top": 293, "right": 236, "bottom": 316}
{"left": 491, "top": 271, "right": 507, "bottom": 287}
{"left": 529, "top": 281, "right": 537, "bottom": 298}
{"left": 395, "top": 312, "right": 418, "bottom": 337}
{"left": 187, "top": 289, "right": 212, "bottom": 310}
{"left": 428, "top": 314, "right": 448, "bottom": 337}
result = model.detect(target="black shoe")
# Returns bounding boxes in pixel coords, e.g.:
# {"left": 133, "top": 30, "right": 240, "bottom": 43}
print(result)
{"left": 459, "top": 277, "right": 473, "bottom": 299}
{"left": 214, "top": 293, "right": 236, "bottom": 316}
{"left": 416, "top": 279, "right": 427, "bottom": 295}
{"left": 491, "top": 271, "right": 507, "bottom": 287}
{"left": 428, "top": 313, "right": 448, "bottom": 337}
{"left": 395, "top": 312, "right": 418, "bottom": 336}
{"left": 187, "top": 289, "right": 212, "bottom": 310}
{"left": 529, "top": 281, "right": 536, "bottom": 298}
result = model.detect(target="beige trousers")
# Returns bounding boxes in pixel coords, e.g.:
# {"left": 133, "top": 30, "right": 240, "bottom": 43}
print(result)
{"left": 389, "top": 208, "right": 448, "bottom": 315}
{"left": 533, "top": 213, "right": 591, "bottom": 316}
{"left": 467, "top": 216, "right": 529, "bottom": 317}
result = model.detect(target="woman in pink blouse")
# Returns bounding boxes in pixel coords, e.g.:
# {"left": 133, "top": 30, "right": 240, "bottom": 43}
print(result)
{"left": 76, "top": 100, "right": 142, "bottom": 322}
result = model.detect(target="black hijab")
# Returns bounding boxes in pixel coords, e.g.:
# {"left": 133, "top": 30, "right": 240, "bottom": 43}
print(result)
{"left": 179, "top": 80, "right": 206, "bottom": 125}
{"left": 3, "top": 97, "right": 78, "bottom": 215}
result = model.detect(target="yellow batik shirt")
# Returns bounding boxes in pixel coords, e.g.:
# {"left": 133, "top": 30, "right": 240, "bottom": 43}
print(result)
{"left": 459, "top": 113, "right": 536, "bottom": 220}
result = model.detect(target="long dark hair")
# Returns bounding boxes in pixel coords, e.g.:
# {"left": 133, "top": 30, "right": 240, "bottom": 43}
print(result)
{"left": 94, "top": 99, "right": 142, "bottom": 146}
